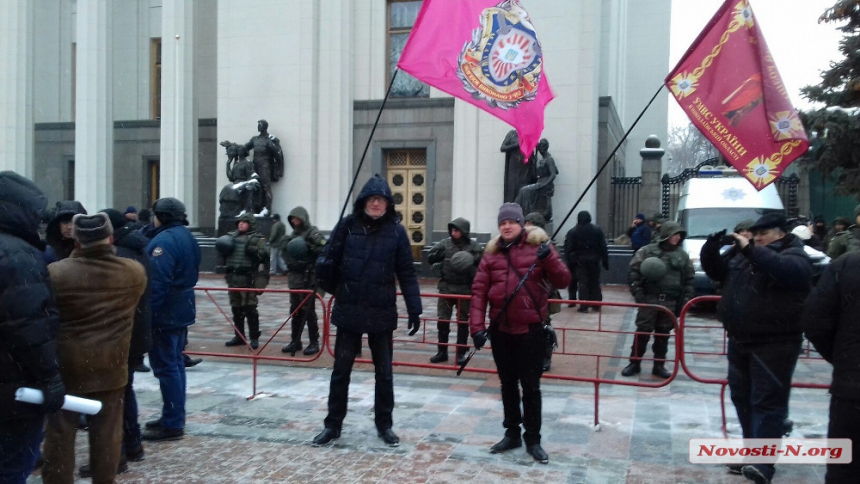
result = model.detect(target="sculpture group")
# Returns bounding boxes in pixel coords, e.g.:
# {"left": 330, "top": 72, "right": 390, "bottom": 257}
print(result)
{"left": 219, "top": 119, "right": 285, "bottom": 218}
{"left": 501, "top": 130, "right": 558, "bottom": 222}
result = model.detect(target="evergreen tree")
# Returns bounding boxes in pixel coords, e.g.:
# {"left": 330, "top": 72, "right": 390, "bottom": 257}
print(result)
{"left": 800, "top": 0, "right": 860, "bottom": 197}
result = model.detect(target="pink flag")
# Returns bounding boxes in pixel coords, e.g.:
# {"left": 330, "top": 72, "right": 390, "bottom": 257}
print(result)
{"left": 397, "top": 0, "right": 554, "bottom": 158}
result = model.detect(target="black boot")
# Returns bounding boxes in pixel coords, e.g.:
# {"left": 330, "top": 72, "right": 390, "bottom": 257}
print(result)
{"left": 430, "top": 345, "right": 448, "bottom": 363}
{"left": 303, "top": 341, "right": 320, "bottom": 355}
{"left": 621, "top": 362, "right": 641, "bottom": 376}
{"left": 246, "top": 307, "right": 261, "bottom": 350}
{"left": 281, "top": 341, "right": 303, "bottom": 355}
{"left": 456, "top": 349, "right": 469, "bottom": 366}
{"left": 227, "top": 307, "right": 246, "bottom": 346}
{"left": 622, "top": 332, "right": 649, "bottom": 376}
{"left": 652, "top": 362, "right": 671, "bottom": 379}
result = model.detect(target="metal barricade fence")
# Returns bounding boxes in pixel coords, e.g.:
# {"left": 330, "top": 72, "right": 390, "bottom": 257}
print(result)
{"left": 677, "top": 295, "right": 830, "bottom": 437}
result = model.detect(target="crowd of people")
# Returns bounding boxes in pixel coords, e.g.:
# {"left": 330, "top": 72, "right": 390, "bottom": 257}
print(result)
{"left": 2, "top": 166, "right": 857, "bottom": 482}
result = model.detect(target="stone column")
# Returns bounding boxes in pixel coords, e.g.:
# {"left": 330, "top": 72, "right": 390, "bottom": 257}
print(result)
{"left": 160, "top": 0, "right": 197, "bottom": 224}
{"left": 0, "top": 0, "right": 34, "bottom": 176}
{"left": 74, "top": 0, "right": 113, "bottom": 211}
{"left": 639, "top": 134, "right": 665, "bottom": 217}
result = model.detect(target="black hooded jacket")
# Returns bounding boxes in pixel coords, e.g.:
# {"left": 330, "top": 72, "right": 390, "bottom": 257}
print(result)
{"left": 0, "top": 171, "right": 62, "bottom": 422}
{"left": 316, "top": 175, "right": 422, "bottom": 334}
{"left": 564, "top": 211, "right": 609, "bottom": 268}
{"left": 44, "top": 200, "right": 87, "bottom": 263}
{"left": 114, "top": 224, "right": 153, "bottom": 360}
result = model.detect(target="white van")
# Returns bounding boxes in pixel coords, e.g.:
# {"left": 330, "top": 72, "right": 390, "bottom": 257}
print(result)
{"left": 676, "top": 168, "right": 829, "bottom": 295}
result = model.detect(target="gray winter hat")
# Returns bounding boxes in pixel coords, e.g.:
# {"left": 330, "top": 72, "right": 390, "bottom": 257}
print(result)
{"left": 498, "top": 202, "right": 524, "bottom": 227}
{"left": 73, "top": 213, "right": 113, "bottom": 245}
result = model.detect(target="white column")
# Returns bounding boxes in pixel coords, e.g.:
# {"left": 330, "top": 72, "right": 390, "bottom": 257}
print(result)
{"left": 0, "top": 0, "right": 34, "bottom": 176}
{"left": 74, "top": 0, "right": 112, "bottom": 211}
{"left": 160, "top": 0, "right": 197, "bottom": 224}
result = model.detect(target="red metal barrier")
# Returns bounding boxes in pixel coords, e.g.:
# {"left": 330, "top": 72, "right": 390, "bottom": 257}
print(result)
{"left": 187, "top": 286, "right": 328, "bottom": 399}
{"left": 677, "top": 295, "right": 830, "bottom": 437}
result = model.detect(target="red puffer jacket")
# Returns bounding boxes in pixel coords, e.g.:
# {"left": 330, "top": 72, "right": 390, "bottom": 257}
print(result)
{"left": 470, "top": 226, "right": 570, "bottom": 335}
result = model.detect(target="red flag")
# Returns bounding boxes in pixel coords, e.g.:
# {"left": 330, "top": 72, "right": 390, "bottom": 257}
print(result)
{"left": 666, "top": 0, "right": 808, "bottom": 190}
{"left": 397, "top": 0, "right": 554, "bottom": 158}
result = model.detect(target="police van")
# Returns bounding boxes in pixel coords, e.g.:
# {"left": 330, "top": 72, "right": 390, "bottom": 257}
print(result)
{"left": 676, "top": 166, "right": 829, "bottom": 295}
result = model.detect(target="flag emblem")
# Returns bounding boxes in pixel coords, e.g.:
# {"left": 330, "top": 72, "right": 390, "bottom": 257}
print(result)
{"left": 457, "top": 0, "right": 545, "bottom": 108}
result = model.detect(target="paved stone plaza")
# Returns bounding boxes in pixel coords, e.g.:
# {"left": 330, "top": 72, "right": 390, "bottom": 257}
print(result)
{"left": 28, "top": 275, "right": 832, "bottom": 483}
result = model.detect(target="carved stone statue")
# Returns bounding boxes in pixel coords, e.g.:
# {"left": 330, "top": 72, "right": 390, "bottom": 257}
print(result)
{"left": 220, "top": 119, "right": 284, "bottom": 217}
{"left": 500, "top": 129, "right": 535, "bottom": 203}
{"left": 218, "top": 142, "right": 260, "bottom": 217}
{"left": 515, "top": 138, "right": 558, "bottom": 221}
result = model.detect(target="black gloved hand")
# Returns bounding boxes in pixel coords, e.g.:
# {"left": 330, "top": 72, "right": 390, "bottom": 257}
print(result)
{"left": 472, "top": 330, "right": 488, "bottom": 350}
{"left": 407, "top": 314, "right": 421, "bottom": 336}
{"left": 537, "top": 242, "right": 551, "bottom": 260}
{"left": 706, "top": 229, "right": 727, "bottom": 245}
{"left": 40, "top": 374, "right": 66, "bottom": 414}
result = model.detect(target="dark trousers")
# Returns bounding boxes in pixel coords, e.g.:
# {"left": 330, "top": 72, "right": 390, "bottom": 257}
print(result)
{"left": 727, "top": 339, "right": 801, "bottom": 481}
{"left": 576, "top": 259, "right": 602, "bottom": 308}
{"left": 122, "top": 364, "right": 141, "bottom": 453}
{"left": 566, "top": 262, "right": 578, "bottom": 301}
{"left": 826, "top": 396, "right": 860, "bottom": 484}
{"left": 289, "top": 291, "right": 319, "bottom": 344}
{"left": 490, "top": 325, "right": 544, "bottom": 445}
{"left": 0, "top": 417, "right": 44, "bottom": 484}
{"left": 436, "top": 296, "right": 470, "bottom": 356}
{"left": 324, "top": 328, "right": 394, "bottom": 432}
{"left": 43, "top": 388, "right": 124, "bottom": 484}
{"left": 630, "top": 305, "right": 675, "bottom": 362}
{"left": 149, "top": 327, "right": 188, "bottom": 430}
{"left": 230, "top": 305, "right": 260, "bottom": 340}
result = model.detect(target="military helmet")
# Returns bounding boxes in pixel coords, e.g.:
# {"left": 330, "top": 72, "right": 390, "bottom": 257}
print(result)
{"left": 286, "top": 237, "right": 309, "bottom": 261}
{"left": 215, "top": 234, "right": 235, "bottom": 255}
{"left": 640, "top": 257, "right": 667, "bottom": 281}
{"left": 658, "top": 221, "right": 686, "bottom": 243}
{"left": 237, "top": 212, "right": 257, "bottom": 229}
{"left": 450, "top": 251, "right": 474, "bottom": 274}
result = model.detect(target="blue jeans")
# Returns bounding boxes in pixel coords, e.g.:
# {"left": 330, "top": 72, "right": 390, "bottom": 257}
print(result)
{"left": 324, "top": 328, "right": 394, "bottom": 432}
{"left": 727, "top": 339, "right": 800, "bottom": 480}
{"left": 123, "top": 364, "right": 142, "bottom": 452}
{"left": 0, "top": 417, "right": 43, "bottom": 484}
{"left": 149, "top": 327, "right": 187, "bottom": 430}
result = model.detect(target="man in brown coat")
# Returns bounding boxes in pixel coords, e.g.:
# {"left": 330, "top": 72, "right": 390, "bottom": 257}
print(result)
{"left": 42, "top": 213, "right": 146, "bottom": 484}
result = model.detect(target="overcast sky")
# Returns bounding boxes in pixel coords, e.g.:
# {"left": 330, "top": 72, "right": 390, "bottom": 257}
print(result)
{"left": 669, "top": 0, "right": 845, "bottom": 127}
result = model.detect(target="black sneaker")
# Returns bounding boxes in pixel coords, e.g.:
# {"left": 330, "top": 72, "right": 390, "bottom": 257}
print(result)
{"left": 312, "top": 428, "right": 340, "bottom": 446}
{"left": 378, "top": 428, "right": 400, "bottom": 447}
{"left": 141, "top": 426, "right": 184, "bottom": 442}
{"left": 281, "top": 341, "right": 303, "bottom": 356}
{"left": 526, "top": 444, "right": 549, "bottom": 463}
{"left": 134, "top": 363, "right": 151, "bottom": 373}
{"left": 490, "top": 436, "right": 522, "bottom": 453}
{"left": 225, "top": 336, "right": 244, "bottom": 347}
{"left": 144, "top": 418, "right": 162, "bottom": 429}
{"left": 184, "top": 357, "right": 202, "bottom": 368}
{"left": 741, "top": 465, "right": 771, "bottom": 484}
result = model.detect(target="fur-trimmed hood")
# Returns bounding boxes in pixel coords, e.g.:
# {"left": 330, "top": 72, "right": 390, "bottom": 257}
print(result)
{"left": 484, "top": 226, "right": 549, "bottom": 254}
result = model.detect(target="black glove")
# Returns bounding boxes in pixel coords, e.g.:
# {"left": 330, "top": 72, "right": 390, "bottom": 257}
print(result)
{"left": 706, "top": 229, "right": 727, "bottom": 246}
{"left": 537, "top": 242, "right": 551, "bottom": 260}
{"left": 40, "top": 374, "right": 66, "bottom": 413}
{"left": 472, "top": 330, "right": 488, "bottom": 350}
{"left": 407, "top": 314, "right": 421, "bottom": 336}
{"left": 633, "top": 292, "right": 647, "bottom": 304}
{"left": 602, "top": 261, "right": 610, "bottom": 271}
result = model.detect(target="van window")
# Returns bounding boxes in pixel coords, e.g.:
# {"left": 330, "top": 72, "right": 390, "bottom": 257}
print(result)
{"left": 679, "top": 208, "right": 782, "bottom": 238}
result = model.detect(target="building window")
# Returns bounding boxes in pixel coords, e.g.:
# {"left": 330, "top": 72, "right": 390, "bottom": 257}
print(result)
{"left": 387, "top": 1, "right": 428, "bottom": 98}
{"left": 151, "top": 38, "right": 162, "bottom": 119}
{"left": 146, "top": 158, "right": 160, "bottom": 206}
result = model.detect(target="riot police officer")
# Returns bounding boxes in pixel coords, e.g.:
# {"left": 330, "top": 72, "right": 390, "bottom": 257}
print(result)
{"left": 624, "top": 221, "right": 693, "bottom": 378}
{"left": 220, "top": 213, "right": 269, "bottom": 349}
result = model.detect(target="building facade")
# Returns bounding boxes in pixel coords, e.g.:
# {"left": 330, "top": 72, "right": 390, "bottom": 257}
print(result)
{"left": 1, "top": 0, "right": 671, "bottom": 248}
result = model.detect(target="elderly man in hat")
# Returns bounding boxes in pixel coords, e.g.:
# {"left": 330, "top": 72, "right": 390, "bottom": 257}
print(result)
{"left": 43, "top": 213, "right": 147, "bottom": 483}
{"left": 699, "top": 213, "right": 812, "bottom": 482}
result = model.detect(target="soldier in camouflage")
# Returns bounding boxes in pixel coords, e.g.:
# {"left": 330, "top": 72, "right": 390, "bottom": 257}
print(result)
{"left": 280, "top": 207, "right": 327, "bottom": 356}
{"left": 223, "top": 213, "right": 269, "bottom": 349}
{"left": 624, "top": 221, "right": 693, "bottom": 379}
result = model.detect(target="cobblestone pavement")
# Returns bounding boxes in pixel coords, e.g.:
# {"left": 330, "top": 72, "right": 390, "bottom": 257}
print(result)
{"left": 28, "top": 276, "right": 831, "bottom": 483}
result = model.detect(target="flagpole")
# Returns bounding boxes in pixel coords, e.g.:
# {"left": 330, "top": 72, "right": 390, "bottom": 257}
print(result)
{"left": 335, "top": 69, "right": 400, "bottom": 223}
{"left": 550, "top": 83, "right": 666, "bottom": 241}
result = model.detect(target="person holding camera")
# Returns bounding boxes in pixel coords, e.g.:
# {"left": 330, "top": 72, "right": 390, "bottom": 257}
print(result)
{"left": 700, "top": 213, "right": 812, "bottom": 483}
{"left": 624, "top": 222, "right": 693, "bottom": 379}
{"left": 469, "top": 203, "right": 570, "bottom": 464}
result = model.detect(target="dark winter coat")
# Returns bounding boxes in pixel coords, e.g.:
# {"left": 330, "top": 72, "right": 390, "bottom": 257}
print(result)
{"left": 44, "top": 200, "right": 87, "bottom": 264}
{"left": 146, "top": 222, "right": 201, "bottom": 330}
{"left": 282, "top": 206, "right": 326, "bottom": 289}
{"left": 564, "top": 211, "right": 609, "bottom": 269}
{"left": 631, "top": 223, "right": 652, "bottom": 251}
{"left": 49, "top": 244, "right": 146, "bottom": 394}
{"left": 427, "top": 217, "right": 483, "bottom": 294}
{"left": 113, "top": 224, "right": 153, "bottom": 360}
{"left": 470, "top": 226, "right": 570, "bottom": 335}
{"left": 802, "top": 252, "right": 860, "bottom": 401}
{"left": 704, "top": 233, "right": 812, "bottom": 344}
{"left": 316, "top": 175, "right": 422, "bottom": 334}
{"left": 0, "top": 172, "right": 62, "bottom": 423}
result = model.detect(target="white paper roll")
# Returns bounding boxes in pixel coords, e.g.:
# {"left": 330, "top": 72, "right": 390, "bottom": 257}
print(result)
{"left": 15, "top": 387, "right": 102, "bottom": 415}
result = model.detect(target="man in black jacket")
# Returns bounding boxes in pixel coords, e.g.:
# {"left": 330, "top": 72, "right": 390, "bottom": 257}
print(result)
{"left": 0, "top": 171, "right": 66, "bottom": 482}
{"left": 564, "top": 211, "right": 608, "bottom": 313}
{"left": 700, "top": 213, "right": 812, "bottom": 483}
{"left": 802, "top": 252, "right": 860, "bottom": 483}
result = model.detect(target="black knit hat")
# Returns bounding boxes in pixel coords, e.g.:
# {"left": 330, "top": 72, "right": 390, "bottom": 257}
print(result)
{"left": 100, "top": 208, "right": 127, "bottom": 230}
{"left": 152, "top": 197, "right": 189, "bottom": 225}
{"left": 73, "top": 213, "right": 113, "bottom": 245}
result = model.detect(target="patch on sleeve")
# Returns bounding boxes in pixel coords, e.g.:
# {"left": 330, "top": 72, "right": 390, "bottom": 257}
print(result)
{"left": 151, "top": 247, "right": 164, "bottom": 257}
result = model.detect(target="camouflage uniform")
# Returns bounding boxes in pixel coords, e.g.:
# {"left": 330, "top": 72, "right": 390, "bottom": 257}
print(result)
{"left": 224, "top": 213, "right": 269, "bottom": 347}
